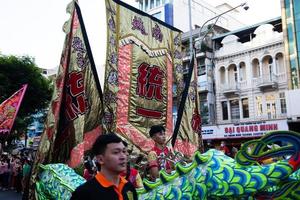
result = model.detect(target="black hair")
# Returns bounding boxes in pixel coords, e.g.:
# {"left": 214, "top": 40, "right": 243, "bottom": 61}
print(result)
{"left": 84, "top": 160, "right": 94, "bottom": 174}
{"left": 123, "top": 140, "right": 128, "bottom": 147}
{"left": 149, "top": 125, "right": 165, "bottom": 138}
{"left": 135, "top": 154, "right": 144, "bottom": 164}
{"left": 92, "top": 133, "right": 123, "bottom": 156}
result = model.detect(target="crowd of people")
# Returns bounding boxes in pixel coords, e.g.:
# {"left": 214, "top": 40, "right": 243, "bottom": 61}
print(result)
{"left": 1, "top": 124, "right": 172, "bottom": 199}
{"left": 73, "top": 125, "right": 240, "bottom": 200}
{"left": 71, "top": 125, "right": 177, "bottom": 199}
{"left": 0, "top": 151, "right": 32, "bottom": 194}
{"left": 1, "top": 125, "right": 283, "bottom": 200}
{"left": 205, "top": 140, "right": 240, "bottom": 158}
{"left": 77, "top": 129, "right": 282, "bottom": 199}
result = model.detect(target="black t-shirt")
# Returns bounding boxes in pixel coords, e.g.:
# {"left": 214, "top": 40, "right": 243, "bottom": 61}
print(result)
{"left": 70, "top": 177, "right": 138, "bottom": 200}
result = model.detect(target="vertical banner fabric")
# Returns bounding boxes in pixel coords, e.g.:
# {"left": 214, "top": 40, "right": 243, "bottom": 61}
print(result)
{"left": 104, "top": 0, "right": 185, "bottom": 152}
{"left": 32, "top": 1, "right": 103, "bottom": 171}
{"left": 179, "top": 53, "right": 202, "bottom": 155}
{"left": 172, "top": 53, "right": 201, "bottom": 156}
{"left": 30, "top": 2, "right": 103, "bottom": 198}
{"left": 0, "top": 84, "right": 28, "bottom": 134}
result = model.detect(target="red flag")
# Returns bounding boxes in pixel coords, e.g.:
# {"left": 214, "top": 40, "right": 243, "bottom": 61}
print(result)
{"left": 0, "top": 84, "right": 28, "bottom": 134}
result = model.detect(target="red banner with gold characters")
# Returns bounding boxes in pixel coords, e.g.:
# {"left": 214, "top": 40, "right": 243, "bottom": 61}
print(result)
{"left": 0, "top": 84, "right": 28, "bottom": 134}
{"left": 32, "top": 1, "right": 103, "bottom": 169}
{"left": 30, "top": 2, "right": 103, "bottom": 198}
{"left": 104, "top": 0, "right": 198, "bottom": 154}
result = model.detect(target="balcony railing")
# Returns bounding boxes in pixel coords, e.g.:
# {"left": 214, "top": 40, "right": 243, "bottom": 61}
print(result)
{"left": 277, "top": 73, "right": 287, "bottom": 83}
{"left": 251, "top": 113, "right": 287, "bottom": 121}
{"left": 182, "top": 48, "right": 204, "bottom": 60}
{"left": 220, "top": 82, "right": 240, "bottom": 96}
{"left": 198, "top": 82, "right": 208, "bottom": 92}
{"left": 256, "top": 74, "right": 278, "bottom": 90}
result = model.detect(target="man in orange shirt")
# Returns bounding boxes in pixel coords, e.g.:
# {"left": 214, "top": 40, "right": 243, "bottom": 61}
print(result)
{"left": 71, "top": 133, "right": 137, "bottom": 200}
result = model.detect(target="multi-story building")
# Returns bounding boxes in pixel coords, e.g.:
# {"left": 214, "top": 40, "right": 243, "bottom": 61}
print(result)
{"left": 135, "top": 0, "right": 245, "bottom": 32}
{"left": 180, "top": 25, "right": 228, "bottom": 125}
{"left": 281, "top": 0, "right": 300, "bottom": 131}
{"left": 205, "top": 17, "right": 290, "bottom": 147}
{"left": 133, "top": 1, "right": 300, "bottom": 143}
{"left": 281, "top": 0, "right": 300, "bottom": 89}
{"left": 27, "top": 112, "right": 45, "bottom": 137}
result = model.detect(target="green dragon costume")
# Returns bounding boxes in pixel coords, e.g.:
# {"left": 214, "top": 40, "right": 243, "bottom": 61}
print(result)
{"left": 36, "top": 130, "right": 300, "bottom": 200}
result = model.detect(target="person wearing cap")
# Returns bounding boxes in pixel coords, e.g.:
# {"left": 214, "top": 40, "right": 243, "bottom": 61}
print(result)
{"left": 147, "top": 125, "right": 174, "bottom": 180}
{"left": 71, "top": 133, "right": 138, "bottom": 200}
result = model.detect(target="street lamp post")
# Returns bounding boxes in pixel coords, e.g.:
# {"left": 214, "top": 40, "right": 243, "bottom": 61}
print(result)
{"left": 194, "top": 2, "right": 249, "bottom": 51}
{"left": 185, "top": 2, "right": 249, "bottom": 152}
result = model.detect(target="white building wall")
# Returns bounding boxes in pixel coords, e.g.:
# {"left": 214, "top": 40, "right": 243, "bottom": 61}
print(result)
{"left": 135, "top": 0, "right": 245, "bottom": 32}
{"left": 146, "top": 4, "right": 165, "bottom": 21}
{"left": 286, "top": 89, "right": 300, "bottom": 120}
{"left": 214, "top": 24, "right": 288, "bottom": 126}
{"left": 173, "top": 0, "right": 245, "bottom": 32}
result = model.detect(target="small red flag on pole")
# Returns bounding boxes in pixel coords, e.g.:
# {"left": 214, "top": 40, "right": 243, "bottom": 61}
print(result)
{"left": 0, "top": 84, "right": 28, "bottom": 134}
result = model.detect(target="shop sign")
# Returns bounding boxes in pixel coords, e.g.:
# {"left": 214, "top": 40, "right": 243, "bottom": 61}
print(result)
{"left": 201, "top": 119, "right": 288, "bottom": 140}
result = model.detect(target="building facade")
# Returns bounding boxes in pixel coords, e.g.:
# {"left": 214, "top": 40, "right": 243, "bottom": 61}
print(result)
{"left": 135, "top": 0, "right": 245, "bottom": 32}
{"left": 207, "top": 18, "right": 289, "bottom": 147}
{"left": 281, "top": 0, "right": 300, "bottom": 131}
{"left": 133, "top": 1, "right": 300, "bottom": 145}
{"left": 281, "top": 0, "right": 300, "bottom": 89}
{"left": 179, "top": 25, "right": 228, "bottom": 125}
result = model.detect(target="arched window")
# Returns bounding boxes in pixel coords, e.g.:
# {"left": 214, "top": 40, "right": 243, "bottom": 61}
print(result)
{"left": 228, "top": 64, "right": 237, "bottom": 85}
{"left": 239, "top": 62, "right": 246, "bottom": 81}
{"left": 262, "top": 56, "right": 273, "bottom": 80}
{"left": 252, "top": 59, "right": 260, "bottom": 78}
{"left": 275, "top": 53, "right": 285, "bottom": 74}
{"left": 219, "top": 67, "right": 226, "bottom": 84}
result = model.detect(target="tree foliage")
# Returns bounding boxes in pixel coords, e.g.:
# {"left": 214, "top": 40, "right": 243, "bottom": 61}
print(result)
{"left": 0, "top": 55, "right": 53, "bottom": 137}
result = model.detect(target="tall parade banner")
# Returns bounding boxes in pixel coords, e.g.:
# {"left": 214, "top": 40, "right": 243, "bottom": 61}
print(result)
{"left": 30, "top": 1, "right": 103, "bottom": 196}
{"left": 172, "top": 54, "right": 202, "bottom": 155}
{"left": 104, "top": 0, "right": 198, "bottom": 155}
{"left": 0, "top": 84, "right": 28, "bottom": 134}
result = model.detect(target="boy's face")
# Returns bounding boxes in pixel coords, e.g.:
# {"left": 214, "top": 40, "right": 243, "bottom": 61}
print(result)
{"left": 96, "top": 142, "right": 127, "bottom": 174}
{"left": 153, "top": 131, "right": 166, "bottom": 145}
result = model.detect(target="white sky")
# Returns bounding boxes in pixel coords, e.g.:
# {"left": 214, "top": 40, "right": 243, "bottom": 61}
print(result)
{"left": 0, "top": 0, "right": 281, "bottom": 70}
